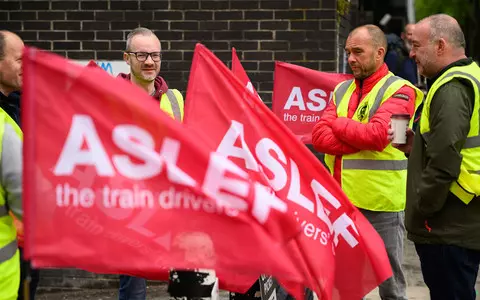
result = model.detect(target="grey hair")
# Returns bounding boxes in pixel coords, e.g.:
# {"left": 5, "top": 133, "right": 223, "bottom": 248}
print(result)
{"left": 428, "top": 14, "right": 465, "bottom": 49}
{"left": 125, "top": 27, "right": 157, "bottom": 51}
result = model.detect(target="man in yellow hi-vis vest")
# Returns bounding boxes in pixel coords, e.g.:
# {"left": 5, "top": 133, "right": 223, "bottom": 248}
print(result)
{"left": 0, "top": 30, "right": 25, "bottom": 300}
{"left": 313, "top": 25, "right": 424, "bottom": 300}
{"left": 391, "top": 14, "right": 480, "bottom": 300}
{"left": 116, "top": 27, "right": 184, "bottom": 300}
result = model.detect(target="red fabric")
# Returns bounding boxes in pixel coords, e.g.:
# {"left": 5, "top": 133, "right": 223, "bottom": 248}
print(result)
{"left": 231, "top": 49, "right": 302, "bottom": 297}
{"left": 185, "top": 44, "right": 392, "bottom": 299}
{"left": 272, "top": 62, "right": 353, "bottom": 144}
{"left": 312, "top": 63, "right": 415, "bottom": 184}
{"left": 117, "top": 73, "right": 169, "bottom": 100}
{"left": 86, "top": 60, "right": 100, "bottom": 68}
{"left": 22, "top": 47, "right": 307, "bottom": 293}
{"left": 231, "top": 47, "right": 262, "bottom": 102}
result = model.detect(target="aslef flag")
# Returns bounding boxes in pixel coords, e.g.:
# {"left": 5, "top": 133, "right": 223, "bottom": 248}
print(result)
{"left": 21, "top": 47, "right": 308, "bottom": 292}
{"left": 184, "top": 44, "right": 392, "bottom": 299}
{"left": 272, "top": 62, "right": 352, "bottom": 144}
{"left": 231, "top": 47, "right": 262, "bottom": 102}
{"left": 231, "top": 48, "right": 300, "bottom": 295}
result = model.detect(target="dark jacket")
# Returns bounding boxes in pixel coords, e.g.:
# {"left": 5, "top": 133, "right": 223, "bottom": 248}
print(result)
{"left": 0, "top": 91, "right": 21, "bottom": 126}
{"left": 385, "top": 33, "right": 418, "bottom": 85}
{"left": 405, "top": 58, "right": 480, "bottom": 250}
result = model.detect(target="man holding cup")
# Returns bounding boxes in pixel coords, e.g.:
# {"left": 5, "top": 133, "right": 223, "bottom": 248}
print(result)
{"left": 390, "top": 14, "right": 480, "bottom": 300}
{"left": 312, "top": 24, "right": 423, "bottom": 299}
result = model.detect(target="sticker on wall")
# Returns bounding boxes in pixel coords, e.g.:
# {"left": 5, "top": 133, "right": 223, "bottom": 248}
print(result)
{"left": 75, "top": 60, "right": 130, "bottom": 77}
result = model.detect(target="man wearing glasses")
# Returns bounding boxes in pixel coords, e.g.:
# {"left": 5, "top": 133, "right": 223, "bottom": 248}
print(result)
{"left": 117, "top": 27, "right": 184, "bottom": 300}
{"left": 119, "top": 27, "right": 184, "bottom": 122}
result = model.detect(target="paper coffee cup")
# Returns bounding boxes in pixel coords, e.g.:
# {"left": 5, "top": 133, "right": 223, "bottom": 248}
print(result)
{"left": 391, "top": 114, "right": 410, "bottom": 144}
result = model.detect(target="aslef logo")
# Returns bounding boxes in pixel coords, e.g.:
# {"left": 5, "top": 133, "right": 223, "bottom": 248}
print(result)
{"left": 76, "top": 60, "right": 130, "bottom": 76}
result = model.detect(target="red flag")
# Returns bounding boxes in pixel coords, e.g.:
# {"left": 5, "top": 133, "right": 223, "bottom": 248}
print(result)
{"left": 231, "top": 48, "right": 262, "bottom": 102}
{"left": 86, "top": 60, "right": 100, "bottom": 68}
{"left": 230, "top": 49, "right": 303, "bottom": 297}
{"left": 185, "top": 44, "right": 392, "bottom": 299}
{"left": 272, "top": 62, "right": 352, "bottom": 144}
{"left": 22, "top": 47, "right": 307, "bottom": 292}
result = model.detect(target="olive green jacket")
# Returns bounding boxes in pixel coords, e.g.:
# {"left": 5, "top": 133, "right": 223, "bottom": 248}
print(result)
{"left": 405, "top": 58, "right": 480, "bottom": 250}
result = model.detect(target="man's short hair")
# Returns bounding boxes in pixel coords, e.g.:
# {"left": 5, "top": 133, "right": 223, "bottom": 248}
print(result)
{"left": 351, "top": 25, "right": 387, "bottom": 51}
{"left": 0, "top": 31, "right": 6, "bottom": 60}
{"left": 125, "top": 27, "right": 157, "bottom": 51}
{"left": 427, "top": 14, "right": 465, "bottom": 49}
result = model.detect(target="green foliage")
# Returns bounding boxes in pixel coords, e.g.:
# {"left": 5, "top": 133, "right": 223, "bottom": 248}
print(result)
{"left": 415, "top": 0, "right": 477, "bottom": 25}
{"left": 337, "top": 0, "right": 351, "bottom": 24}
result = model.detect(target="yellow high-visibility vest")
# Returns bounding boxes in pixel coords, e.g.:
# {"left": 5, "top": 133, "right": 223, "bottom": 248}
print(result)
{"left": 419, "top": 62, "right": 480, "bottom": 204}
{"left": 0, "top": 107, "right": 22, "bottom": 300}
{"left": 324, "top": 73, "right": 424, "bottom": 211}
{"left": 160, "top": 89, "right": 184, "bottom": 122}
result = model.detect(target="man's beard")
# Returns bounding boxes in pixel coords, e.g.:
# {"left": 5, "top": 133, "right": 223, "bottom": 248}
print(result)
{"left": 405, "top": 41, "right": 412, "bottom": 52}
{"left": 132, "top": 68, "right": 156, "bottom": 83}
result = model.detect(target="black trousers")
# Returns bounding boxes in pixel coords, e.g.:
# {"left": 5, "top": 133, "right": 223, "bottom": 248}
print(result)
{"left": 415, "top": 243, "right": 480, "bottom": 300}
{"left": 18, "top": 248, "right": 40, "bottom": 300}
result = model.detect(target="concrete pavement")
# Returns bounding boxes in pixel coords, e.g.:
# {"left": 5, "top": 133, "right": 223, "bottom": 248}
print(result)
{"left": 36, "top": 239, "right": 480, "bottom": 299}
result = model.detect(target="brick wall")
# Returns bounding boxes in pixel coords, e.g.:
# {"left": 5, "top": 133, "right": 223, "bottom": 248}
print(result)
{"left": 0, "top": 0, "right": 362, "bottom": 289}
{"left": 0, "top": 0, "right": 340, "bottom": 104}
{"left": 337, "top": 0, "right": 359, "bottom": 73}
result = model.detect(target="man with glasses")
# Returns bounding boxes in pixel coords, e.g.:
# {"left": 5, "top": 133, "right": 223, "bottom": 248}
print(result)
{"left": 118, "top": 27, "right": 184, "bottom": 121}
{"left": 117, "top": 27, "right": 184, "bottom": 300}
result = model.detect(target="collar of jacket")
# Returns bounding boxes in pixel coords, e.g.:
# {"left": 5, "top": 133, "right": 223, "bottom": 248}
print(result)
{"left": 0, "top": 91, "right": 20, "bottom": 108}
{"left": 427, "top": 58, "right": 474, "bottom": 88}
{"left": 354, "top": 63, "right": 389, "bottom": 94}
{"left": 117, "top": 73, "right": 169, "bottom": 100}
{"left": 0, "top": 91, "right": 21, "bottom": 125}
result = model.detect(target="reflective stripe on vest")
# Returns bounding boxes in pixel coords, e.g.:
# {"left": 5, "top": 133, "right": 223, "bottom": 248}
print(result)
{"left": 334, "top": 80, "right": 354, "bottom": 107}
{"left": 165, "top": 89, "right": 182, "bottom": 121}
{"left": 368, "top": 76, "right": 403, "bottom": 120}
{"left": 0, "top": 239, "right": 16, "bottom": 264}
{"left": 326, "top": 73, "right": 422, "bottom": 212}
{"left": 334, "top": 76, "right": 404, "bottom": 120}
{"left": 0, "top": 108, "right": 22, "bottom": 269}
{"left": 441, "top": 71, "right": 480, "bottom": 149}
{"left": 420, "top": 64, "right": 480, "bottom": 204}
{"left": 465, "top": 135, "right": 480, "bottom": 149}
{"left": 333, "top": 75, "right": 406, "bottom": 172}
{"left": 343, "top": 159, "right": 408, "bottom": 171}
{"left": 0, "top": 206, "right": 7, "bottom": 217}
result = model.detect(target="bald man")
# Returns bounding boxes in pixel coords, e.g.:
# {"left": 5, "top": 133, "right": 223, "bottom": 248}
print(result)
{"left": 313, "top": 25, "right": 424, "bottom": 299}
{"left": 0, "top": 31, "right": 23, "bottom": 99}
{"left": 392, "top": 14, "right": 480, "bottom": 300}
{"left": 0, "top": 30, "right": 26, "bottom": 300}
{"left": 401, "top": 24, "right": 414, "bottom": 48}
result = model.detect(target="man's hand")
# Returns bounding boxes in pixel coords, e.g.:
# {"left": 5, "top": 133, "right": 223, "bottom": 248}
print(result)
{"left": 387, "top": 122, "right": 415, "bottom": 154}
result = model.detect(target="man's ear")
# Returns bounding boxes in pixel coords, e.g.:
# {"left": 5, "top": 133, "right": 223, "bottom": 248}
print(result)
{"left": 123, "top": 52, "right": 130, "bottom": 65}
{"left": 377, "top": 46, "right": 386, "bottom": 61}
{"left": 436, "top": 38, "right": 447, "bottom": 55}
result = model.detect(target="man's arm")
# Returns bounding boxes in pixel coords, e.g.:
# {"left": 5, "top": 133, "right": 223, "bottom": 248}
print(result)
{"left": 417, "top": 79, "right": 474, "bottom": 216}
{"left": 312, "top": 100, "right": 359, "bottom": 155}
{"left": 0, "top": 122, "right": 22, "bottom": 219}
{"left": 331, "top": 85, "right": 416, "bottom": 151}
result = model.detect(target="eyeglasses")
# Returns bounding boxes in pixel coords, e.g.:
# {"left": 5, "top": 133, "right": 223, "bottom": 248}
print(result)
{"left": 126, "top": 52, "right": 162, "bottom": 62}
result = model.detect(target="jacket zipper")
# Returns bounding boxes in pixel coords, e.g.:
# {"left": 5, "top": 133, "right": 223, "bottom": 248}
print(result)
{"left": 358, "top": 80, "right": 363, "bottom": 105}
